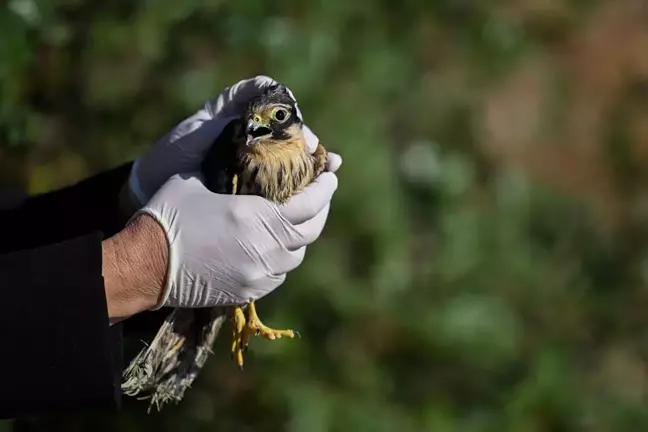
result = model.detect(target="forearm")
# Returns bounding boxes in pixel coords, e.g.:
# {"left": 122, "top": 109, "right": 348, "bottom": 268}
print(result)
{"left": 102, "top": 214, "right": 168, "bottom": 324}
{"left": 0, "top": 162, "right": 134, "bottom": 254}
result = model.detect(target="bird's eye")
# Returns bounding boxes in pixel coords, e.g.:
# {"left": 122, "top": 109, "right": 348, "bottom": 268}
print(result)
{"left": 274, "top": 109, "right": 287, "bottom": 122}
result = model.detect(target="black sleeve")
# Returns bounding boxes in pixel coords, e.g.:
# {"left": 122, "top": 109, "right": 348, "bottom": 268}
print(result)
{"left": 0, "top": 162, "right": 173, "bottom": 418}
{"left": 0, "top": 231, "right": 121, "bottom": 419}
{"left": 0, "top": 162, "right": 134, "bottom": 255}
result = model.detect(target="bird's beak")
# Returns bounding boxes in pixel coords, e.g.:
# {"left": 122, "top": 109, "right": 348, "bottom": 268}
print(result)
{"left": 246, "top": 119, "right": 272, "bottom": 146}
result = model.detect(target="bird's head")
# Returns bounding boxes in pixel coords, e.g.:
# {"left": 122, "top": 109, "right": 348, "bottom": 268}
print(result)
{"left": 242, "top": 84, "right": 303, "bottom": 149}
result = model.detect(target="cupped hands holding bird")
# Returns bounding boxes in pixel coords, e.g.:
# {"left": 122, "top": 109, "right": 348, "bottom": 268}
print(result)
{"left": 104, "top": 76, "right": 342, "bottom": 323}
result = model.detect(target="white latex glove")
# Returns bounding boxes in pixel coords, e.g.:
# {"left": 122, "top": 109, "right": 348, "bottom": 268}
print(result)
{"left": 127, "top": 75, "right": 342, "bottom": 207}
{"left": 136, "top": 170, "right": 339, "bottom": 309}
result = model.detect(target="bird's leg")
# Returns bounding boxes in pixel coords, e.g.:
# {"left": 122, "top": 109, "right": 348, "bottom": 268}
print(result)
{"left": 230, "top": 306, "right": 247, "bottom": 369}
{"left": 244, "top": 299, "right": 298, "bottom": 341}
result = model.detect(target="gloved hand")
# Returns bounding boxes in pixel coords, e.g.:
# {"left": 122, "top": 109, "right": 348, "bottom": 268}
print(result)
{"left": 126, "top": 75, "right": 342, "bottom": 208}
{"left": 135, "top": 170, "right": 339, "bottom": 309}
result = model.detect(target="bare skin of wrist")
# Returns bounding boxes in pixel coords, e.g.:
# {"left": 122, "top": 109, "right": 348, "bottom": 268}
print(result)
{"left": 101, "top": 214, "right": 169, "bottom": 323}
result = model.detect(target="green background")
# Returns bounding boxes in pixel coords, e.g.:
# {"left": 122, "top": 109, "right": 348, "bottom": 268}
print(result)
{"left": 4, "top": 0, "right": 648, "bottom": 430}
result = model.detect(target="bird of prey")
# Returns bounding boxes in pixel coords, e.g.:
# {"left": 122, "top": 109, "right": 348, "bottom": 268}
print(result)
{"left": 121, "top": 84, "right": 328, "bottom": 411}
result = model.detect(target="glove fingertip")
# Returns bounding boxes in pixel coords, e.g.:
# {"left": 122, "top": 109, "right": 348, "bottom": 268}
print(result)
{"left": 317, "top": 171, "right": 339, "bottom": 192}
{"left": 254, "top": 75, "right": 278, "bottom": 88}
{"left": 301, "top": 171, "right": 338, "bottom": 204}
{"left": 279, "top": 172, "right": 337, "bottom": 225}
{"left": 303, "top": 125, "right": 319, "bottom": 153}
{"left": 326, "top": 152, "right": 342, "bottom": 173}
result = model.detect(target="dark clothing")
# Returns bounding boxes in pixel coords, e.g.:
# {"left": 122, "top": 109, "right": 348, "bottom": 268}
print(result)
{"left": 0, "top": 163, "right": 132, "bottom": 255}
{"left": 0, "top": 163, "right": 165, "bottom": 419}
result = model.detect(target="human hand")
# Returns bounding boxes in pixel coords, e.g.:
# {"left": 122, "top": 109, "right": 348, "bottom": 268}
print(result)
{"left": 121, "top": 169, "right": 338, "bottom": 310}
{"left": 124, "top": 75, "right": 342, "bottom": 209}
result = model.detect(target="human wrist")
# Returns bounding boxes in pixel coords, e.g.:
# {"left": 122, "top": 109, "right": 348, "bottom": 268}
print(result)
{"left": 101, "top": 213, "right": 169, "bottom": 322}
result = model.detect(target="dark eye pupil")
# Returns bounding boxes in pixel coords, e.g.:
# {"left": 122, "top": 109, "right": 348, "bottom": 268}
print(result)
{"left": 275, "top": 110, "right": 286, "bottom": 121}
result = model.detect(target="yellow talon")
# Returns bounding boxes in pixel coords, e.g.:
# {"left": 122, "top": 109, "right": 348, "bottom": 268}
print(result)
{"left": 245, "top": 300, "right": 297, "bottom": 340}
{"left": 230, "top": 300, "right": 299, "bottom": 370}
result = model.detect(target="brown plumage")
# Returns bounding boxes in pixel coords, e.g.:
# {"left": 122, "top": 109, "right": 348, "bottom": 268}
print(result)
{"left": 121, "top": 84, "right": 327, "bottom": 411}
{"left": 203, "top": 83, "right": 327, "bottom": 202}
{"left": 238, "top": 123, "right": 327, "bottom": 202}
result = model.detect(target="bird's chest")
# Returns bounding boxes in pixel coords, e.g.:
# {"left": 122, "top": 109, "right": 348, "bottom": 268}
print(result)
{"left": 236, "top": 152, "right": 314, "bottom": 204}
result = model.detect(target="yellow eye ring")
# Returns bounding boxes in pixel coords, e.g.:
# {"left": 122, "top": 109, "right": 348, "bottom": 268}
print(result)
{"left": 272, "top": 108, "right": 289, "bottom": 122}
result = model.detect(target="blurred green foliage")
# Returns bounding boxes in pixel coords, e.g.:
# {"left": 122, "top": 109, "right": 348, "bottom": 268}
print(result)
{"left": 4, "top": 0, "right": 648, "bottom": 430}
